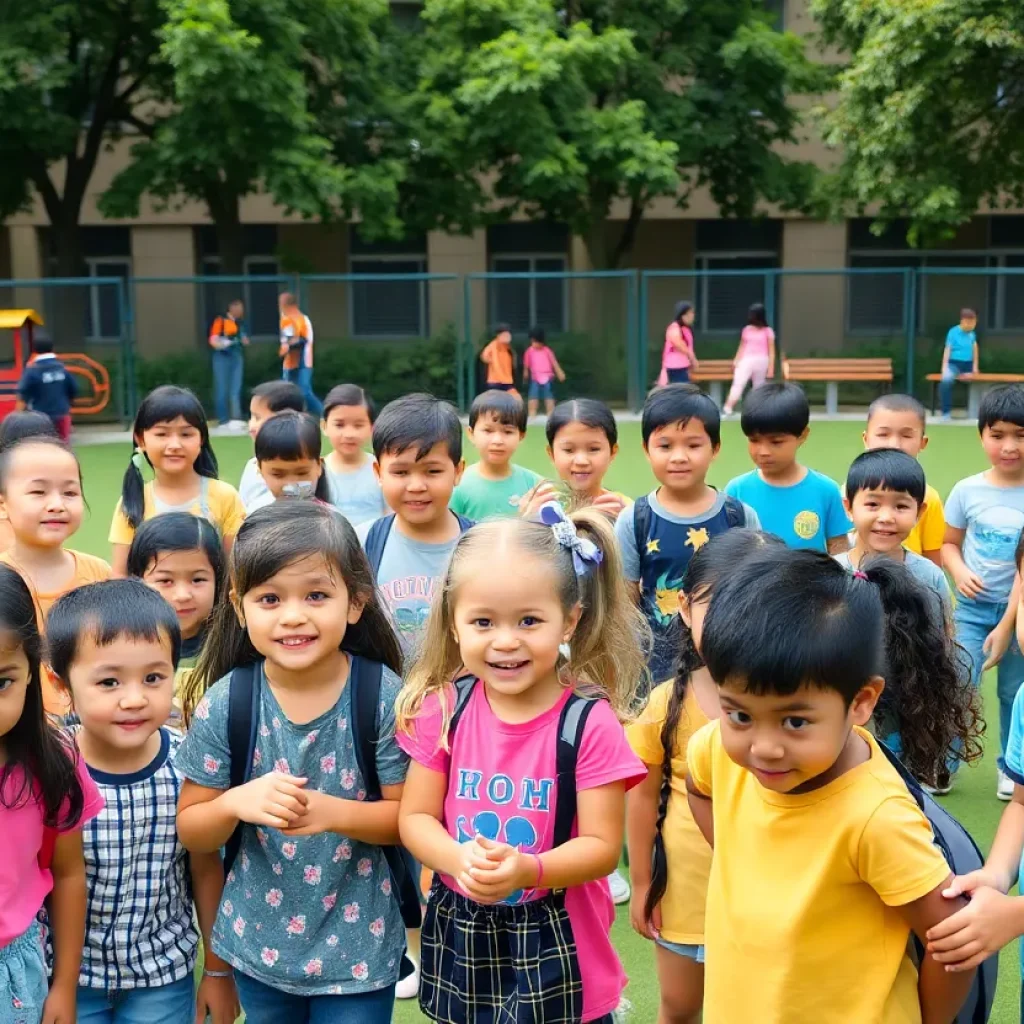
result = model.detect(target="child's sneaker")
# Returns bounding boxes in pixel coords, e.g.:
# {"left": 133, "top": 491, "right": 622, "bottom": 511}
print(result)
{"left": 396, "top": 961, "right": 420, "bottom": 1000}
{"left": 998, "top": 769, "right": 1014, "bottom": 801}
{"left": 607, "top": 868, "right": 630, "bottom": 905}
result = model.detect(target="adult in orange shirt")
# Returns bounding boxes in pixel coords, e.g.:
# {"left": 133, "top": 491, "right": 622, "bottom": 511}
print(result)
{"left": 209, "top": 298, "right": 249, "bottom": 430}
{"left": 278, "top": 292, "right": 322, "bottom": 416}
{"left": 479, "top": 322, "right": 519, "bottom": 397}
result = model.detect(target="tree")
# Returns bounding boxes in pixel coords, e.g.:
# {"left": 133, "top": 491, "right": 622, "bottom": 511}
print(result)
{"left": 400, "top": 0, "right": 824, "bottom": 268}
{"left": 813, "top": 0, "right": 1024, "bottom": 242}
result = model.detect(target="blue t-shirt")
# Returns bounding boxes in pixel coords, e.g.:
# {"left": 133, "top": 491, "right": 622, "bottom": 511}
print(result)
{"left": 945, "top": 325, "right": 977, "bottom": 364}
{"left": 724, "top": 468, "right": 851, "bottom": 552}
{"left": 17, "top": 355, "right": 76, "bottom": 418}
{"left": 945, "top": 472, "right": 1024, "bottom": 604}
{"left": 325, "top": 459, "right": 387, "bottom": 528}
{"left": 1002, "top": 684, "right": 1024, "bottom": 977}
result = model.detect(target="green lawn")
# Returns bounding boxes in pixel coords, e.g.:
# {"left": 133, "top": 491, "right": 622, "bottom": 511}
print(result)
{"left": 74, "top": 419, "right": 1018, "bottom": 1022}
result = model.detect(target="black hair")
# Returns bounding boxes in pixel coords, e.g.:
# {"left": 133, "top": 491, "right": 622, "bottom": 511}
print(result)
{"left": 126, "top": 512, "right": 226, "bottom": 607}
{"left": 846, "top": 449, "right": 926, "bottom": 506}
{"left": 0, "top": 435, "right": 81, "bottom": 494}
{"left": 545, "top": 398, "right": 618, "bottom": 448}
{"left": 323, "top": 384, "right": 376, "bottom": 423}
{"left": 0, "top": 412, "right": 59, "bottom": 451}
{"left": 866, "top": 393, "right": 927, "bottom": 429}
{"left": 493, "top": 322, "right": 511, "bottom": 336}
{"left": 747, "top": 302, "right": 768, "bottom": 328}
{"left": 469, "top": 389, "right": 527, "bottom": 432}
{"left": 251, "top": 380, "right": 305, "bottom": 414}
{"left": 32, "top": 335, "right": 54, "bottom": 355}
{"left": 673, "top": 301, "right": 693, "bottom": 325}
{"left": 641, "top": 383, "right": 720, "bottom": 447}
{"left": 961, "top": 308, "right": 977, "bottom": 320}
{"left": 702, "top": 548, "right": 981, "bottom": 784}
{"left": 978, "top": 384, "right": 1024, "bottom": 434}
{"left": 122, "top": 386, "right": 217, "bottom": 529}
{"left": 739, "top": 381, "right": 809, "bottom": 438}
{"left": 190, "top": 502, "right": 402, "bottom": 723}
{"left": 528, "top": 326, "right": 546, "bottom": 344}
{"left": 255, "top": 411, "right": 330, "bottom": 502}
{"left": 372, "top": 393, "right": 462, "bottom": 464}
{"left": 47, "top": 578, "right": 182, "bottom": 684}
{"left": 0, "top": 565, "right": 84, "bottom": 829}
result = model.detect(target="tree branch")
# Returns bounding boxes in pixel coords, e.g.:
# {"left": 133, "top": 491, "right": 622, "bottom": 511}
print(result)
{"left": 29, "top": 160, "right": 62, "bottom": 226}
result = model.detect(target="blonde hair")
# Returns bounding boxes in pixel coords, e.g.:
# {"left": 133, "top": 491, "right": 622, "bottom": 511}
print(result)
{"left": 395, "top": 507, "right": 649, "bottom": 742}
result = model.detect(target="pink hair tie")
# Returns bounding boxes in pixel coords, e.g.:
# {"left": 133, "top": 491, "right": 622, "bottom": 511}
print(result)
{"left": 853, "top": 569, "right": 868, "bottom": 581}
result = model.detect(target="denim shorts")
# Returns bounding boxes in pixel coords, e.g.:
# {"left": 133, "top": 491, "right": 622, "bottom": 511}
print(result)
{"left": 528, "top": 380, "right": 554, "bottom": 401}
{"left": 0, "top": 919, "right": 48, "bottom": 1024}
{"left": 76, "top": 975, "right": 194, "bottom": 1024}
{"left": 655, "top": 937, "right": 705, "bottom": 964}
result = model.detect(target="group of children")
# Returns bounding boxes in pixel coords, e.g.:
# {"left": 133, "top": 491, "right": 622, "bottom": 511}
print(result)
{"left": 5, "top": 361, "right": 1024, "bottom": 1024}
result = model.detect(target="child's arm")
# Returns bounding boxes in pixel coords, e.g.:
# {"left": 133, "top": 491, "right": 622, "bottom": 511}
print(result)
{"left": 767, "top": 329, "right": 775, "bottom": 378}
{"left": 626, "top": 764, "right": 661, "bottom": 939}
{"left": 280, "top": 784, "right": 404, "bottom": 844}
{"left": 191, "top": 851, "right": 239, "bottom": 1024}
{"left": 685, "top": 774, "right": 713, "bottom": 847}
{"left": 399, "top": 760, "right": 476, "bottom": 879}
{"left": 941, "top": 525, "right": 985, "bottom": 600}
{"left": 983, "top": 572, "right": 1020, "bottom": 671}
{"left": 43, "top": 831, "right": 88, "bottom": 1024}
{"left": 110, "top": 543, "right": 129, "bottom": 578}
{"left": 551, "top": 351, "right": 567, "bottom": 382}
{"left": 826, "top": 534, "right": 850, "bottom": 555}
{"left": 972, "top": 340, "right": 980, "bottom": 375}
{"left": 940, "top": 340, "right": 951, "bottom": 375}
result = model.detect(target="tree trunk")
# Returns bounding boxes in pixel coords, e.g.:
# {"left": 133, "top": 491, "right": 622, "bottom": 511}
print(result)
{"left": 203, "top": 186, "right": 246, "bottom": 351}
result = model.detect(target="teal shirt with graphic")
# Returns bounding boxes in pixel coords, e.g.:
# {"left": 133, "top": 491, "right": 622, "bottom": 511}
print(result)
{"left": 450, "top": 463, "right": 542, "bottom": 521}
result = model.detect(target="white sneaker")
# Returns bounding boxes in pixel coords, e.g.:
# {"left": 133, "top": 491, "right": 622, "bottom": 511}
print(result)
{"left": 395, "top": 961, "right": 420, "bottom": 999}
{"left": 607, "top": 868, "right": 630, "bottom": 905}
{"left": 227, "top": 419, "right": 247, "bottom": 431}
{"left": 998, "top": 769, "right": 1014, "bottom": 801}
{"left": 922, "top": 779, "right": 952, "bottom": 796}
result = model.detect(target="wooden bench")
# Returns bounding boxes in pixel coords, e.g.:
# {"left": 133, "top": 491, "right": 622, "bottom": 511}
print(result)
{"left": 925, "top": 372, "right": 1024, "bottom": 419}
{"left": 782, "top": 357, "right": 893, "bottom": 415}
{"left": 690, "top": 360, "right": 735, "bottom": 406}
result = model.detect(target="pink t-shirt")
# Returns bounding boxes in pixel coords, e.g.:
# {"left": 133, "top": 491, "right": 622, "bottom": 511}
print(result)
{"left": 398, "top": 683, "right": 646, "bottom": 1022}
{"left": 523, "top": 344, "right": 557, "bottom": 385}
{"left": 0, "top": 753, "right": 104, "bottom": 946}
{"left": 738, "top": 324, "right": 775, "bottom": 359}
{"left": 662, "top": 323, "right": 694, "bottom": 370}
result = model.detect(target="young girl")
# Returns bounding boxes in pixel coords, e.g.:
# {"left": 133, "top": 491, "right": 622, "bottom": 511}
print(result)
{"left": 659, "top": 301, "right": 698, "bottom": 386}
{"left": 395, "top": 504, "right": 649, "bottom": 1024}
{"left": 0, "top": 412, "right": 59, "bottom": 556}
{"left": 174, "top": 501, "right": 408, "bottom": 1023}
{"left": 251, "top": 410, "right": 332, "bottom": 510}
{"left": 127, "top": 512, "right": 225, "bottom": 730}
{"left": 0, "top": 564, "right": 103, "bottom": 1024}
{"left": 109, "top": 386, "right": 245, "bottom": 575}
{"left": 321, "top": 385, "right": 386, "bottom": 526}
{"left": 0, "top": 436, "right": 111, "bottom": 715}
{"left": 723, "top": 302, "right": 775, "bottom": 416}
{"left": 627, "top": 529, "right": 783, "bottom": 1024}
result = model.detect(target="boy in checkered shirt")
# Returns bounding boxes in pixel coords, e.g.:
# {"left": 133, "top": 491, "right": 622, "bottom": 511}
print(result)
{"left": 47, "top": 580, "right": 238, "bottom": 1024}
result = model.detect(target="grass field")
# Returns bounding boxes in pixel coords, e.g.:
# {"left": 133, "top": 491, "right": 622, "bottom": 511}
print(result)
{"left": 72, "top": 418, "right": 1019, "bottom": 1022}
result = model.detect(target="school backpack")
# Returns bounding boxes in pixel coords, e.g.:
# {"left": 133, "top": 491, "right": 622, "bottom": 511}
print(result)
{"left": 879, "top": 741, "right": 996, "bottom": 1024}
{"left": 363, "top": 512, "right": 475, "bottom": 576}
{"left": 632, "top": 491, "right": 746, "bottom": 557}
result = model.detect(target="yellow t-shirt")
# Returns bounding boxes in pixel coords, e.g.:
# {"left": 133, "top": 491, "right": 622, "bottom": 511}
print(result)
{"left": 905, "top": 483, "right": 945, "bottom": 556}
{"left": 687, "top": 721, "right": 951, "bottom": 1024}
{"left": 108, "top": 479, "right": 246, "bottom": 547}
{"left": 626, "top": 680, "right": 710, "bottom": 943}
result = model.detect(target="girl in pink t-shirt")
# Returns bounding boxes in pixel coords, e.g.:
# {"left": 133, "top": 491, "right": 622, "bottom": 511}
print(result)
{"left": 723, "top": 302, "right": 775, "bottom": 415}
{"left": 659, "top": 301, "right": 698, "bottom": 386}
{"left": 396, "top": 505, "right": 649, "bottom": 1023}
{"left": 0, "top": 565, "right": 103, "bottom": 1023}
{"left": 523, "top": 327, "right": 566, "bottom": 417}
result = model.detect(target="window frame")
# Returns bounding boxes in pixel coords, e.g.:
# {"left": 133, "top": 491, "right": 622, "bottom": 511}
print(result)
{"left": 84, "top": 257, "right": 132, "bottom": 341}
{"left": 488, "top": 252, "right": 569, "bottom": 335}
{"left": 347, "top": 253, "right": 429, "bottom": 340}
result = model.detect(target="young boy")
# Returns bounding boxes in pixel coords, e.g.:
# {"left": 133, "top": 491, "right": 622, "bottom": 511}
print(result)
{"left": 237, "top": 380, "right": 305, "bottom": 510}
{"left": 479, "top": 323, "right": 517, "bottom": 395}
{"left": 943, "top": 384, "right": 1024, "bottom": 799}
{"left": 450, "top": 390, "right": 542, "bottom": 521}
{"left": 16, "top": 333, "right": 77, "bottom": 441}
{"left": 862, "top": 394, "right": 945, "bottom": 566}
{"left": 47, "top": 579, "right": 236, "bottom": 1023}
{"left": 939, "top": 308, "right": 980, "bottom": 421}
{"left": 725, "top": 382, "right": 850, "bottom": 553}
{"left": 522, "top": 327, "right": 565, "bottom": 416}
{"left": 615, "top": 384, "right": 759, "bottom": 684}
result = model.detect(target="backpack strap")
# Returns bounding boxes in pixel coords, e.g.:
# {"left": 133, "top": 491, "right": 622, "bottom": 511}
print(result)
{"left": 633, "top": 495, "right": 652, "bottom": 562}
{"left": 722, "top": 494, "right": 746, "bottom": 529}
{"left": 224, "top": 663, "right": 261, "bottom": 877}
{"left": 364, "top": 514, "right": 396, "bottom": 577}
{"left": 454, "top": 513, "right": 475, "bottom": 534}
{"left": 552, "top": 695, "right": 600, "bottom": 850}
{"left": 447, "top": 675, "right": 479, "bottom": 744}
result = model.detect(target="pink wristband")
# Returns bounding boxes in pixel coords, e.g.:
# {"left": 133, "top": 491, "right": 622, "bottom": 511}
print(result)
{"left": 532, "top": 853, "right": 544, "bottom": 889}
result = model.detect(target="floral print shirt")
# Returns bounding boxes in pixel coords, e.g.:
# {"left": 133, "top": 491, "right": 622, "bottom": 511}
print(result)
{"left": 175, "top": 660, "right": 408, "bottom": 995}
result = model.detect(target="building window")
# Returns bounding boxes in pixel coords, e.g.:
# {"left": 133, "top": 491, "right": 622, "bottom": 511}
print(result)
{"left": 846, "top": 255, "right": 915, "bottom": 334}
{"left": 489, "top": 256, "right": 568, "bottom": 335}
{"left": 85, "top": 259, "right": 131, "bottom": 340}
{"left": 201, "top": 256, "right": 283, "bottom": 339}
{"left": 348, "top": 257, "right": 429, "bottom": 339}
{"left": 694, "top": 255, "right": 779, "bottom": 333}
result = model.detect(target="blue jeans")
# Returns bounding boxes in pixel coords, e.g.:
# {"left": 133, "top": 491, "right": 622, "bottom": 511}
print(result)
{"left": 234, "top": 971, "right": 395, "bottom": 1024}
{"left": 76, "top": 975, "right": 194, "bottom": 1024}
{"left": 283, "top": 365, "right": 323, "bottom": 417}
{"left": 940, "top": 359, "right": 974, "bottom": 415}
{"left": 528, "top": 379, "right": 553, "bottom": 401}
{"left": 666, "top": 367, "right": 691, "bottom": 384}
{"left": 212, "top": 347, "right": 244, "bottom": 422}
{"left": 954, "top": 597, "right": 1024, "bottom": 771}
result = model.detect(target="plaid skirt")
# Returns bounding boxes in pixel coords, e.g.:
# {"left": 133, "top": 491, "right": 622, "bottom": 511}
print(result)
{"left": 419, "top": 882, "right": 584, "bottom": 1024}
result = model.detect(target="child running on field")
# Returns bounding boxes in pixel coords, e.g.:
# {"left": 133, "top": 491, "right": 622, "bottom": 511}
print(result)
{"left": 396, "top": 505, "right": 649, "bottom": 1024}
{"left": 238, "top": 381, "right": 306, "bottom": 511}
{"left": 174, "top": 502, "right": 409, "bottom": 1023}
{"left": 321, "top": 385, "right": 387, "bottom": 527}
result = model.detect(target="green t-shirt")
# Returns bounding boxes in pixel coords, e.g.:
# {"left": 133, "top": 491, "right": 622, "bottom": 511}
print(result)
{"left": 450, "top": 463, "right": 542, "bottom": 521}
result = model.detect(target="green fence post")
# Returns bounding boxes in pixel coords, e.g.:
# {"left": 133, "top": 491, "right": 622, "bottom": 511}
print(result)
{"left": 461, "top": 276, "right": 473, "bottom": 413}
{"left": 638, "top": 271, "right": 649, "bottom": 399}
{"left": 904, "top": 268, "right": 917, "bottom": 395}
{"left": 765, "top": 269, "right": 778, "bottom": 334}
{"left": 122, "top": 277, "right": 137, "bottom": 426}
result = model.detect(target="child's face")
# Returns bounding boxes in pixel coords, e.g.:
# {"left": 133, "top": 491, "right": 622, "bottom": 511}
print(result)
{"left": 248, "top": 397, "right": 275, "bottom": 441}
{"left": 238, "top": 554, "right": 363, "bottom": 674}
{"left": 259, "top": 457, "right": 323, "bottom": 501}
{"left": 468, "top": 413, "right": 523, "bottom": 467}
{"left": 229, "top": 301, "right": 244, "bottom": 319}
{"left": 682, "top": 308, "right": 696, "bottom": 326}
{"left": 844, "top": 488, "right": 922, "bottom": 556}
{"left": 0, "top": 635, "right": 32, "bottom": 745}
{"left": 547, "top": 422, "right": 618, "bottom": 498}
{"left": 981, "top": 420, "right": 1024, "bottom": 478}
{"left": 645, "top": 419, "right": 718, "bottom": 494}
{"left": 323, "top": 405, "right": 372, "bottom": 460}
{"left": 718, "top": 679, "right": 881, "bottom": 794}
{"left": 863, "top": 410, "right": 927, "bottom": 458}
{"left": 138, "top": 416, "right": 203, "bottom": 477}
{"left": 375, "top": 442, "right": 464, "bottom": 528}
{"left": 530, "top": 339, "right": 544, "bottom": 348}
{"left": 142, "top": 549, "right": 217, "bottom": 640}
{"left": 746, "top": 430, "right": 806, "bottom": 478}
{"left": 498, "top": 331, "right": 512, "bottom": 345}
{"left": 0, "top": 443, "right": 83, "bottom": 549}
{"left": 960, "top": 316, "right": 977, "bottom": 333}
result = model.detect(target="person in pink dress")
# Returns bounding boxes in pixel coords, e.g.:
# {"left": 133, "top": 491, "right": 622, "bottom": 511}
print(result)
{"left": 522, "top": 327, "right": 567, "bottom": 416}
{"left": 660, "top": 302, "right": 698, "bottom": 386}
{"left": 723, "top": 302, "right": 775, "bottom": 415}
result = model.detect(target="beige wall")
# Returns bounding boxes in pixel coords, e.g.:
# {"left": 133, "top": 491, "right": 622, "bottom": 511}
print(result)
{"left": 130, "top": 226, "right": 198, "bottom": 354}
{"left": 8, "top": 226, "right": 43, "bottom": 312}
{"left": 427, "top": 229, "right": 485, "bottom": 339}
{"left": 781, "top": 219, "right": 847, "bottom": 352}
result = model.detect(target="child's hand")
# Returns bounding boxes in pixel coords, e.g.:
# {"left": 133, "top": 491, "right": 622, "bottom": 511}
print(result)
{"left": 228, "top": 771, "right": 308, "bottom": 829}
{"left": 280, "top": 790, "right": 343, "bottom": 837}
{"left": 926, "top": 885, "right": 1023, "bottom": 971}
{"left": 557, "top": 369, "right": 566, "bottom": 382}
{"left": 952, "top": 565, "right": 985, "bottom": 600}
{"left": 41, "top": 983, "right": 75, "bottom": 1024}
{"left": 195, "top": 972, "right": 240, "bottom": 1024}
{"left": 983, "top": 621, "right": 1014, "bottom": 671}
{"left": 519, "top": 481, "right": 560, "bottom": 518}
{"left": 591, "top": 492, "right": 627, "bottom": 521}
{"left": 629, "top": 885, "right": 660, "bottom": 940}
{"left": 456, "top": 836, "right": 537, "bottom": 904}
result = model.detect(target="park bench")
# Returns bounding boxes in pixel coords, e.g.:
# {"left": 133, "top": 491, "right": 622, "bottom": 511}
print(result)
{"left": 782, "top": 357, "right": 893, "bottom": 415}
{"left": 925, "top": 372, "right": 1024, "bottom": 419}
{"left": 690, "top": 360, "right": 735, "bottom": 406}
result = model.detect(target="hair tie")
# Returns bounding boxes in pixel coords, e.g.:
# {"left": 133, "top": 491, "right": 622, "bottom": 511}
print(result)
{"left": 537, "top": 502, "right": 603, "bottom": 577}
{"left": 853, "top": 569, "right": 868, "bottom": 581}
{"left": 131, "top": 448, "right": 147, "bottom": 473}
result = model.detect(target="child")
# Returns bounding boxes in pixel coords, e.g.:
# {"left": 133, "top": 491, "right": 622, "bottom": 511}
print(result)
{"left": 174, "top": 502, "right": 408, "bottom": 1023}
{"left": 250, "top": 411, "right": 331, "bottom": 511}
{"left": 659, "top": 302, "right": 698, "bottom": 388}
{"left": 127, "top": 512, "right": 226, "bottom": 730}
{"left": 395, "top": 505, "right": 649, "bottom": 1024}
{"left": 450, "top": 390, "right": 542, "bottom": 521}
{"left": 522, "top": 327, "right": 565, "bottom": 416}
{"left": 862, "top": 394, "right": 945, "bottom": 565}
{"left": 686, "top": 548, "right": 978, "bottom": 1023}
{"left": 0, "top": 436, "right": 111, "bottom": 715}
{"left": 615, "top": 385, "right": 760, "bottom": 683}
{"left": 479, "top": 323, "right": 517, "bottom": 395}
{"left": 238, "top": 381, "right": 306, "bottom": 511}
{"left": 939, "top": 308, "right": 980, "bottom": 421}
{"left": 0, "top": 564, "right": 103, "bottom": 1024}
{"left": 109, "top": 386, "right": 245, "bottom": 575}
{"left": 943, "top": 384, "right": 1024, "bottom": 799}
{"left": 627, "top": 529, "right": 783, "bottom": 1024}
{"left": 725, "top": 382, "right": 850, "bottom": 553}
{"left": 278, "top": 292, "right": 321, "bottom": 417}
{"left": 321, "top": 384, "right": 387, "bottom": 527}
{"left": 15, "top": 334, "right": 77, "bottom": 442}
{"left": 0, "top": 411, "right": 59, "bottom": 556}
{"left": 47, "top": 580, "right": 237, "bottom": 1024}
{"left": 722, "top": 302, "right": 775, "bottom": 416}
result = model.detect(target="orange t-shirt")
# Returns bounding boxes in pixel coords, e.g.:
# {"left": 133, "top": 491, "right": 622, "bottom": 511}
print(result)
{"left": 280, "top": 312, "right": 312, "bottom": 370}
{"left": 481, "top": 340, "right": 514, "bottom": 385}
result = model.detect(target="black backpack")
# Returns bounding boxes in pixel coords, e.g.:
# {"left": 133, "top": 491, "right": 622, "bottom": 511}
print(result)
{"left": 632, "top": 491, "right": 746, "bottom": 558}
{"left": 363, "top": 512, "right": 475, "bottom": 575}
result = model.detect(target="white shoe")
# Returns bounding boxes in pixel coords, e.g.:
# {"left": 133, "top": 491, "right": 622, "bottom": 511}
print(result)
{"left": 607, "top": 868, "right": 630, "bottom": 905}
{"left": 395, "top": 961, "right": 420, "bottom": 999}
{"left": 998, "top": 769, "right": 1014, "bottom": 801}
{"left": 922, "top": 780, "right": 952, "bottom": 796}
{"left": 227, "top": 419, "right": 247, "bottom": 431}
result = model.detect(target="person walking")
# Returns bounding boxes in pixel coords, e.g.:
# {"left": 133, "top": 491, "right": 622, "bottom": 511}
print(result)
{"left": 208, "top": 299, "right": 249, "bottom": 430}
{"left": 659, "top": 301, "right": 698, "bottom": 386}
{"left": 278, "top": 291, "right": 322, "bottom": 416}
{"left": 723, "top": 302, "right": 775, "bottom": 415}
